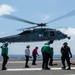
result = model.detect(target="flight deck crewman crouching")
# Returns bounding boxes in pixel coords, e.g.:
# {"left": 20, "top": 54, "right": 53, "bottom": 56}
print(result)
{"left": 1, "top": 43, "right": 9, "bottom": 70}
{"left": 41, "top": 43, "right": 51, "bottom": 70}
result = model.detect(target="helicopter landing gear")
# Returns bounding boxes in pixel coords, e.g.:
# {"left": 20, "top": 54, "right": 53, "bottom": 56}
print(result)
{"left": 48, "top": 40, "right": 54, "bottom": 44}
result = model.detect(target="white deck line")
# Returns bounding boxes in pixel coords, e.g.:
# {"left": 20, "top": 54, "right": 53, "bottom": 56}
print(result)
{"left": 6, "top": 67, "right": 75, "bottom": 71}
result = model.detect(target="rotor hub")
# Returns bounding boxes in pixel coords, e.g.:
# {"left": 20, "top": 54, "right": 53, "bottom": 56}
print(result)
{"left": 37, "top": 23, "right": 46, "bottom": 27}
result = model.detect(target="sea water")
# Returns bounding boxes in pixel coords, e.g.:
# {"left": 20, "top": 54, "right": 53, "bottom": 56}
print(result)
{"left": 0, "top": 54, "right": 75, "bottom": 59}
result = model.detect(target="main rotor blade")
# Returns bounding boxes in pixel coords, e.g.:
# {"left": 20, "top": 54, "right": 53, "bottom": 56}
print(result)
{"left": 2, "top": 15, "right": 38, "bottom": 25}
{"left": 17, "top": 26, "right": 39, "bottom": 31}
{"left": 47, "top": 9, "right": 75, "bottom": 24}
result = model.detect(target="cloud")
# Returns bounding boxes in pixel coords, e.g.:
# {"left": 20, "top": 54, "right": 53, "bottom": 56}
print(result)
{"left": 56, "top": 27, "right": 75, "bottom": 55}
{"left": 59, "top": 27, "right": 75, "bottom": 38}
{"left": 0, "top": 4, "right": 16, "bottom": 16}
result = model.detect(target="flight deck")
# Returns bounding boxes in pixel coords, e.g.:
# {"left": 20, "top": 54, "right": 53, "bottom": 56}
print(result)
{"left": 0, "top": 59, "right": 75, "bottom": 75}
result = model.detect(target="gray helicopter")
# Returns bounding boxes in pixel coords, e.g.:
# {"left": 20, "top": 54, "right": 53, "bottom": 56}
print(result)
{"left": 0, "top": 9, "right": 75, "bottom": 44}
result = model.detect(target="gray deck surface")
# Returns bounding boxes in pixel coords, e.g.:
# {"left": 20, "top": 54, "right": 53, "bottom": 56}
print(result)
{"left": 0, "top": 59, "right": 75, "bottom": 75}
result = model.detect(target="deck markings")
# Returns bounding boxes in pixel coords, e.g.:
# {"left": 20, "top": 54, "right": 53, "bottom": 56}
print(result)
{"left": 6, "top": 67, "right": 75, "bottom": 71}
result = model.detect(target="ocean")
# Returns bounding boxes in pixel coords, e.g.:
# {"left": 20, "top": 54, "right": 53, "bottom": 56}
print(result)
{"left": 0, "top": 54, "right": 75, "bottom": 59}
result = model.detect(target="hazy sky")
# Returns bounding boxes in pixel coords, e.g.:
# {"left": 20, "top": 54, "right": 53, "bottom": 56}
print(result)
{"left": 0, "top": 0, "right": 75, "bottom": 55}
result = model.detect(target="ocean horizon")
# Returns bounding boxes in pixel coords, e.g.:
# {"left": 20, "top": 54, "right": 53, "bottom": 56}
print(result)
{"left": 0, "top": 54, "right": 75, "bottom": 59}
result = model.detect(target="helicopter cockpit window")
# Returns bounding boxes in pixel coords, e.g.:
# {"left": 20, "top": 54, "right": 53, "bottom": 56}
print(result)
{"left": 50, "top": 31, "right": 55, "bottom": 36}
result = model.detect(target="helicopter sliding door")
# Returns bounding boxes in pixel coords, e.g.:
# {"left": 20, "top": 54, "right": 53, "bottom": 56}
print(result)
{"left": 49, "top": 31, "right": 55, "bottom": 40}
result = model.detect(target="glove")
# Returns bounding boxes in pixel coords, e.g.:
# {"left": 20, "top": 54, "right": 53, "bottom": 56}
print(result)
{"left": 29, "top": 56, "right": 32, "bottom": 58}
{"left": 38, "top": 54, "right": 39, "bottom": 56}
{"left": 0, "top": 46, "right": 3, "bottom": 48}
{"left": 70, "top": 55, "right": 72, "bottom": 58}
{"left": 1, "top": 53, "right": 3, "bottom": 56}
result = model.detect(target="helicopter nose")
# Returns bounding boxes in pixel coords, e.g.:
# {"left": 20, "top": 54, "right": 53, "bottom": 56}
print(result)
{"left": 67, "top": 36, "right": 70, "bottom": 40}
{"left": 63, "top": 34, "right": 70, "bottom": 40}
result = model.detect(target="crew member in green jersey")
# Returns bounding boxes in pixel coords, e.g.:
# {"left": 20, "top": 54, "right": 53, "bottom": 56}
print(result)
{"left": 41, "top": 43, "right": 51, "bottom": 70}
{"left": 1, "top": 43, "right": 9, "bottom": 70}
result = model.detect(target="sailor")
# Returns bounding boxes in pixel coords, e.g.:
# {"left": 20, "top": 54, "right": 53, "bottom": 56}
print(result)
{"left": 25, "top": 45, "right": 30, "bottom": 68}
{"left": 49, "top": 47, "right": 54, "bottom": 66}
{"left": 1, "top": 43, "right": 9, "bottom": 70}
{"left": 32, "top": 46, "right": 39, "bottom": 65}
{"left": 60, "top": 42, "right": 72, "bottom": 70}
{"left": 41, "top": 43, "right": 51, "bottom": 70}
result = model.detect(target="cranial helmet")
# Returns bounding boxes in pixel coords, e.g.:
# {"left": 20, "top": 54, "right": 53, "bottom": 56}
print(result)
{"left": 45, "top": 43, "right": 49, "bottom": 45}
{"left": 26, "top": 45, "right": 30, "bottom": 48}
{"left": 5, "top": 42, "right": 8, "bottom": 46}
{"left": 36, "top": 46, "right": 38, "bottom": 49}
{"left": 63, "top": 42, "right": 68, "bottom": 45}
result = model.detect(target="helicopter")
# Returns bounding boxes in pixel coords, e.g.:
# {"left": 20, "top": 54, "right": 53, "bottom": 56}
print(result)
{"left": 0, "top": 9, "right": 75, "bottom": 44}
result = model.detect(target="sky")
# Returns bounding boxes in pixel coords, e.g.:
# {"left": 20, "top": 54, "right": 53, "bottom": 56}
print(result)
{"left": 0, "top": 0, "right": 75, "bottom": 55}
